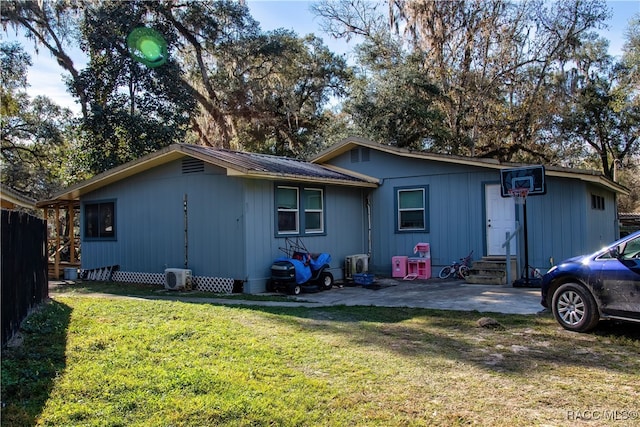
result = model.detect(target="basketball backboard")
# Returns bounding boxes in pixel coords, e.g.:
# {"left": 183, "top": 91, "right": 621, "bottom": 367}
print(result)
{"left": 500, "top": 165, "right": 546, "bottom": 197}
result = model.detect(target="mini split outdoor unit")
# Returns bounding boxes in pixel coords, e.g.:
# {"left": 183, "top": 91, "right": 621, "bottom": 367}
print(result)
{"left": 164, "top": 268, "right": 192, "bottom": 290}
{"left": 345, "top": 254, "right": 369, "bottom": 279}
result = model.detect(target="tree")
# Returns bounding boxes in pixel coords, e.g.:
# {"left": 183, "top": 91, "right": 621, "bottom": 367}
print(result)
{"left": 619, "top": 16, "right": 640, "bottom": 93}
{"left": 314, "top": 0, "right": 612, "bottom": 162}
{"left": 2, "top": 0, "right": 197, "bottom": 173}
{"left": 71, "top": 0, "right": 197, "bottom": 172}
{"left": 0, "top": 42, "right": 80, "bottom": 199}
{"left": 561, "top": 74, "right": 639, "bottom": 179}
{"left": 555, "top": 17, "right": 640, "bottom": 212}
{"left": 616, "top": 17, "right": 640, "bottom": 212}
{"left": 155, "top": 1, "right": 350, "bottom": 156}
{"left": 345, "top": 36, "right": 449, "bottom": 149}
{"left": 556, "top": 15, "right": 639, "bottom": 178}
{"left": 230, "top": 32, "right": 351, "bottom": 156}
{"left": 3, "top": 0, "right": 350, "bottom": 162}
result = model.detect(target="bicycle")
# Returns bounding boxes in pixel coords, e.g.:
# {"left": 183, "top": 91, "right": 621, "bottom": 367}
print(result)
{"left": 522, "top": 265, "right": 542, "bottom": 280}
{"left": 439, "top": 251, "right": 473, "bottom": 279}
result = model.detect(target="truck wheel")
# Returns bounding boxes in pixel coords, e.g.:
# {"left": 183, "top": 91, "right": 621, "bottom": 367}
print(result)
{"left": 319, "top": 272, "right": 334, "bottom": 290}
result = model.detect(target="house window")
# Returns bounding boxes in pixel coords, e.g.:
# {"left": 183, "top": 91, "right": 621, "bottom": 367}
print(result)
{"left": 591, "top": 194, "right": 605, "bottom": 210}
{"left": 84, "top": 201, "right": 116, "bottom": 239}
{"left": 304, "top": 188, "right": 324, "bottom": 233}
{"left": 276, "top": 186, "right": 299, "bottom": 234}
{"left": 396, "top": 187, "right": 428, "bottom": 232}
{"left": 276, "top": 185, "right": 325, "bottom": 235}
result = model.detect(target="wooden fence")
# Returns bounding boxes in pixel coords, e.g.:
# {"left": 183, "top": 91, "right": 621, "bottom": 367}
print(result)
{"left": 1, "top": 210, "right": 48, "bottom": 347}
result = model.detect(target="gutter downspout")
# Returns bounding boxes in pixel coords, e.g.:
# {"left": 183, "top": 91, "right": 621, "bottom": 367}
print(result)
{"left": 366, "top": 193, "right": 372, "bottom": 257}
{"left": 184, "top": 193, "right": 188, "bottom": 269}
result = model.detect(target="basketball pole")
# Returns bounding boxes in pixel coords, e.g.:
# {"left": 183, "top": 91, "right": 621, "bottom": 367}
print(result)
{"left": 514, "top": 193, "right": 538, "bottom": 287}
{"left": 522, "top": 196, "right": 530, "bottom": 285}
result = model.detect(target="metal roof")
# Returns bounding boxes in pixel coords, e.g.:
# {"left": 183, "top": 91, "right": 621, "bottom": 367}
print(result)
{"left": 311, "top": 137, "right": 629, "bottom": 196}
{"left": 37, "top": 144, "right": 379, "bottom": 205}
{"left": 182, "top": 145, "right": 377, "bottom": 184}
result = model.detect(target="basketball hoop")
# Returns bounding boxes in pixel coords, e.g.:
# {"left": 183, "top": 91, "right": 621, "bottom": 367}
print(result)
{"left": 508, "top": 188, "right": 529, "bottom": 205}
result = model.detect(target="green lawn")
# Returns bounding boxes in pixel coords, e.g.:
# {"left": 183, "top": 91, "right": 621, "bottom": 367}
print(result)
{"left": 2, "top": 292, "right": 639, "bottom": 426}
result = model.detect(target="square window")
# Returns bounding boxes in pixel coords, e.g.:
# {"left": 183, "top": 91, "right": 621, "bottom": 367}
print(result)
{"left": 278, "top": 211, "right": 298, "bottom": 233}
{"left": 591, "top": 194, "right": 605, "bottom": 210}
{"left": 84, "top": 201, "right": 116, "bottom": 239}
{"left": 305, "top": 211, "right": 322, "bottom": 231}
{"left": 400, "top": 209, "right": 424, "bottom": 229}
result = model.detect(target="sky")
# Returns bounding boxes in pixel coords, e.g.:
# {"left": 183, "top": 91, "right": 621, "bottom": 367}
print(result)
{"left": 3, "top": 0, "right": 639, "bottom": 115}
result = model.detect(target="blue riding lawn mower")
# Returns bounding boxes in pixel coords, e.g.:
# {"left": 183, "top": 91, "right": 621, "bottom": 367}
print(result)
{"left": 267, "top": 238, "right": 334, "bottom": 295}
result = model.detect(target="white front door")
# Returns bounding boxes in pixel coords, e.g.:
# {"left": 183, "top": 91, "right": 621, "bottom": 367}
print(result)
{"left": 485, "top": 184, "right": 516, "bottom": 255}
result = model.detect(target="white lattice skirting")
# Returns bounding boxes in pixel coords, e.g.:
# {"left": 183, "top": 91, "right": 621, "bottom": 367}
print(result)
{"left": 111, "top": 271, "right": 234, "bottom": 294}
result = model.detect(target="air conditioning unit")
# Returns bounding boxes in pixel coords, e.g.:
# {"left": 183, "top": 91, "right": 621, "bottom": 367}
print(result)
{"left": 164, "top": 268, "right": 192, "bottom": 290}
{"left": 345, "top": 254, "right": 369, "bottom": 279}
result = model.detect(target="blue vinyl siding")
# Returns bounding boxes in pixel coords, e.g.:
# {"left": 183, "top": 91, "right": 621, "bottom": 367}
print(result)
{"left": 513, "top": 177, "right": 583, "bottom": 273}
{"left": 370, "top": 169, "right": 493, "bottom": 274}
{"left": 82, "top": 159, "right": 245, "bottom": 279}
{"left": 524, "top": 179, "right": 614, "bottom": 272}
{"left": 242, "top": 180, "right": 368, "bottom": 292}
{"left": 585, "top": 184, "right": 617, "bottom": 249}
{"left": 326, "top": 146, "right": 619, "bottom": 276}
{"left": 83, "top": 157, "right": 368, "bottom": 292}
{"left": 242, "top": 179, "right": 278, "bottom": 292}
{"left": 344, "top": 149, "right": 496, "bottom": 274}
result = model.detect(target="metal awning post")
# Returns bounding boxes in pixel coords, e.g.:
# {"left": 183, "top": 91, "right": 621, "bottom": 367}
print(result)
{"left": 68, "top": 202, "right": 75, "bottom": 265}
{"left": 54, "top": 205, "right": 60, "bottom": 279}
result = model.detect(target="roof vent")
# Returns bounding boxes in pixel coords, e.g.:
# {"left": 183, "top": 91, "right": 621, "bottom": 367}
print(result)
{"left": 361, "top": 147, "right": 370, "bottom": 162}
{"left": 182, "top": 158, "right": 204, "bottom": 174}
{"left": 350, "top": 148, "right": 360, "bottom": 163}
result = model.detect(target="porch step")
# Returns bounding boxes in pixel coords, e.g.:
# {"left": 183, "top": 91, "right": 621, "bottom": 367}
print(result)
{"left": 465, "top": 257, "right": 517, "bottom": 286}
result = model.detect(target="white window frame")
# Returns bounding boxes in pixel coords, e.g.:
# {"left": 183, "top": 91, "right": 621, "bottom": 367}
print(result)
{"left": 397, "top": 188, "right": 426, "bottom": 231}
{"left": 276, "top": 186, "right": 299, "bottom": 234}
{"left": 304, "top": 187, "right": 324, "bottom": 234}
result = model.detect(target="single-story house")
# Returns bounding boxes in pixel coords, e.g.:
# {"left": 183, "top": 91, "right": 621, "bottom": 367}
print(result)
{"left": 38, "top": 137, "right": 628, "bottom": 292}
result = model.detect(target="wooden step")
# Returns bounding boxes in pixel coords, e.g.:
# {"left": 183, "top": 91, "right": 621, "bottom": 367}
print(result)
{"left": 465, "top": 256, "right": 516, "bottom": 285}
{"left": 465, "top": 274, "right": 506, "bottom": 285}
